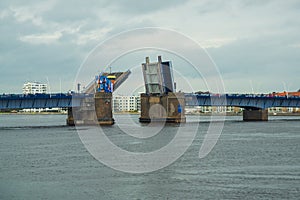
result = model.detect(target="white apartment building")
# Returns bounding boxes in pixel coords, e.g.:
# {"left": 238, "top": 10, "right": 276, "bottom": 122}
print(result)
{"left": 113, "top": 95, "right": 140, "bottom": 112}
{"left": 23, "top": 82, "right": 47, "bottom": 94}
{"left": 185, "top": 106, "right": 243, "bottom": 114}
{"left": 22, "top": 82, "right": 47, "bottom": 112}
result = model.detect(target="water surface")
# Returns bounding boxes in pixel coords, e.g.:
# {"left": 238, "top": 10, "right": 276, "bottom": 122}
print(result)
{"left": 0, "top": 114, "right": 299, "bottom": 199}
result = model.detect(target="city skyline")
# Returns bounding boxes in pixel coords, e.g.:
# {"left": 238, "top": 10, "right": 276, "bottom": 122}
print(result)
{"left": 1, "top": 0, "right": 300, "bottom": 94}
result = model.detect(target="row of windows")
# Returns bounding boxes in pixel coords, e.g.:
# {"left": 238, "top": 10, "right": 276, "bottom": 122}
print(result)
{"left": 23, "top": 83, "right": 47, "bottom": 95}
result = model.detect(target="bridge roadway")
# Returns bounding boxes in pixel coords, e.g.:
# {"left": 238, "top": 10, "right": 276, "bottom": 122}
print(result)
{"left": 1, "top": 93, "right": 300, "bottom": 110}
{"left": 185, "top": 93, "right": 300, "bottom": 109}
{"left": 0, "top": 93, "right": 92, "bottom": 110}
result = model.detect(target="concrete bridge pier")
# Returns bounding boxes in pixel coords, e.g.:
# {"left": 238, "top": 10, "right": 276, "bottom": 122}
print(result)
{"left": 66, "top": 93, "right": 114, "bottom": 126}
{"left": 66, "top": 107, "right": 75, "bottom": 126}
{"left": 243, "top": 108, "right": 268, "bottom": 121}
{"left": 139, "top": 92, "right": 186, "bottom": 123}
{"left": 94, "top": 92, "right": 114, "bottom": 125}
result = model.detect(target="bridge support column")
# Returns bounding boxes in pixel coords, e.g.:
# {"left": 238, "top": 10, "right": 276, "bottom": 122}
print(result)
{"left": 66, "top": 107, "right": 75, "bottom": 126}
{"left": 243, "top": 108, "right": 268, "bottom": 121}
{"left": 139, "top": 92, "right": 186, "bottom": 123}
{"left": 94, "top": 92, "right": 114, "bottom": 125}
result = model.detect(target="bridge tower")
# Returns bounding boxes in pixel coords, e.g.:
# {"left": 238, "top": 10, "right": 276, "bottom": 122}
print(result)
{"left": 94, "top": 92, "right": 114, "bottom": 125}
{"left": 139, "top": 56, "right": 186, "bottom": 123}
{"left": 94, "top": 75, "right": 114, "bottom": 125}
{"left": 66, "top": 75, "right": 115, "bottom": 126}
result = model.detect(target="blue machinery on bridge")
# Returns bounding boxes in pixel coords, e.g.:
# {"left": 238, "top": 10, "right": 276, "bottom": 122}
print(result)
{"left": 1, "top": 56, "right": 300, "bottom": 125}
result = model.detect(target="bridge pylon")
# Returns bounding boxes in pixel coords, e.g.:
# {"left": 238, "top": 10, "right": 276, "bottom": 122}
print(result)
{"left": 139, "top": 56, "right": 186, "bottom": 123}
{"left": 139, "top": 92, "right": 186, "bottom": 123}
{"left": 243, "top": 108, "right": 268, "bottom": 121}
{"left": 66, "top": 71, "right": 130, "bottom": 126}
{"left": 94, "top": 92, "right": 114, "bottom": 125}
{"left": 66, "top": 107, "right": 75, "bottom": 126}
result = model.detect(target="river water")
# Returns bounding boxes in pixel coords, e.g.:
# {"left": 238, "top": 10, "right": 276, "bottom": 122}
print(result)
{"left": 0, "top": 114, "right": 299, "bottom": 199}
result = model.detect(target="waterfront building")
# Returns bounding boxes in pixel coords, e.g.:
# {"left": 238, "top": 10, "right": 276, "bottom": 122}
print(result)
{"left": 113, "top": 95, "right": 141, "bottom": 112}
{"left": 268, "top": 107, "right": 300, "bottom": 114}
{"left": 186, "top": 106, "right": 299, "bottom": 115}
{"left": 22, "top": 82, "right": 47, "bottom": 112}
{"left": 185, "top": 106, "right": 243, "bottom": 114}
{"left": 23, "top": 82, "right": 47, "bottom": 95}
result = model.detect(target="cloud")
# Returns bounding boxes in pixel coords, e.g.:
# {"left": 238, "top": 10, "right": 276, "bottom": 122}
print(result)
{"left": 19, "top": 31, "right": 62, "bottom": 44}
{"left": 289, "top": 43, "right": 300, "bottom": 48}
{"left": 0, "top": 0, "right": 300, "bottom": 94}
{"left": 103, "top": 0, "right": 188, "bottom": 15}
{"left": 0, "top": 9, "right": 11, "bottom": 19}
{"left": 207, "top": 33, "right": 300, "bottom": 92}
{"left": 7, "top": 1, "right": 55, "bottom": 26}
{"left": 74, "top": 28, "right": 112, "bottom": 45}
{"left": 10, "top": 6, "right": 43, "bottom": 26}
{"left": 200, "top": 38, "right": 236, "bottom": 49}
{"left": 18, "top": 23, "right": 84, "bottom": 45}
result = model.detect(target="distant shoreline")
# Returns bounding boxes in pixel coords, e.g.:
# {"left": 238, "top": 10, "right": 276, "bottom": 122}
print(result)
{"left": 187, "top": 112, "right": 300, "bottom": 116}
{"left": 1, "top": 112, "right": 300, "bottom": 117}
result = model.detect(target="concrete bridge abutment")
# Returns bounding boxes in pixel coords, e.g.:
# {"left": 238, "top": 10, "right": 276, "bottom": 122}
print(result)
{"left": 66, "top": 107, "right": 75, "bottom": 126}
{"left": 139, "top": 92, "right": 186, "bottom": 123}
{"left": 94, "top": 92, "right": 114, "bottom": 125}
{"left": 243, "top": 108, "right": 268, "bottom": 121}
{"left": 66, "top": 92, "right": 114, "bottom": 126}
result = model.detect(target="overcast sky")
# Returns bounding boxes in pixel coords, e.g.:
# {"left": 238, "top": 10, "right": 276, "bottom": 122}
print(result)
{"left": 1, "top": 0, "right": 299, "bottom": 94}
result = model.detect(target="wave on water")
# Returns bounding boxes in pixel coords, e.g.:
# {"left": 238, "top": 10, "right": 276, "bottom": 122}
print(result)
{"left": 0, "top": 125, "right": 70, "bottom": 130}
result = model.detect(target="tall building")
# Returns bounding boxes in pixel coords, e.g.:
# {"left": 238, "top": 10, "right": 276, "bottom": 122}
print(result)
{"left": 23, "top": 82, "right": 47, "bottom": 94}
{"left": 113, "top": 95, "right": 140, "bottom": 112}
{"left": 21, "top": 82, "right": 48, "bottom": 112}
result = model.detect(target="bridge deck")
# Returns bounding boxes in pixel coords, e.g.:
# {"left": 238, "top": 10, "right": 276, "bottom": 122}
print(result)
{"left": 83, "top": 70, "right": 131, "bottom": 94}
{"left": 0, "top": 93, "right": 92, "bottom": 110}
{"left": 185, "top": 94, "right": 300, "bottom": 109}
{"left": 0, "top": 93, "right": 299, "bottom": 110}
